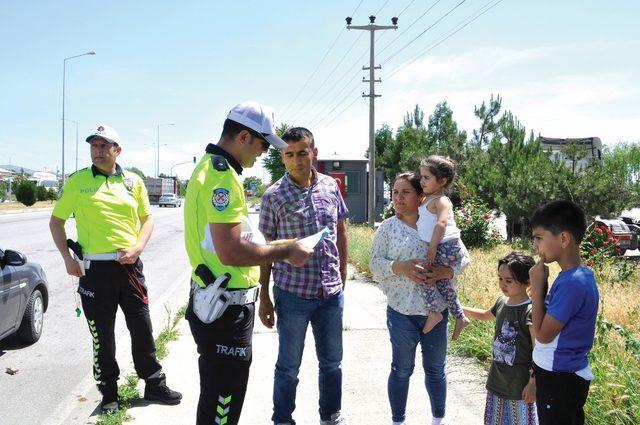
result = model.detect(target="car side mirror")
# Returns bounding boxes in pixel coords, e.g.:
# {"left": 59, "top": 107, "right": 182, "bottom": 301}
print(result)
{"left": 2, "top": 250, "right": 27, "bottom": 267}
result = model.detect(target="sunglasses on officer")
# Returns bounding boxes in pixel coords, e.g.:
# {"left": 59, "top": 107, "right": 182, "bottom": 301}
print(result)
{"left": 247, "top": 129, "right": 270, "bottom": 151}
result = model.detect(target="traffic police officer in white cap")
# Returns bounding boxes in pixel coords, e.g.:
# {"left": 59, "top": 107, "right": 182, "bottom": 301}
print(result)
{"left": 184, "top": 102, "right": 314, "bottom": 425}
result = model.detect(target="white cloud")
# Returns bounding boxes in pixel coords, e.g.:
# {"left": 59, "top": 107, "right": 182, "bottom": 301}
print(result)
{"left": 307, "top": 43, "right": 640, "bottom": 160}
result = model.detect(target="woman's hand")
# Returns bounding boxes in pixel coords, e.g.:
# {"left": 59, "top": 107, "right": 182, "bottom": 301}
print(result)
{"left": 423, "top": 264, "right": 454, "bottom": 284}
{"left": 391, "top": 259, "right": 427, "bottom": 284}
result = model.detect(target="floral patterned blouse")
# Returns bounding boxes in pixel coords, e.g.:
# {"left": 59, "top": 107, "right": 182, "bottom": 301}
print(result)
{"left": 370, "top": 215, "right": 470, "bottom": 316}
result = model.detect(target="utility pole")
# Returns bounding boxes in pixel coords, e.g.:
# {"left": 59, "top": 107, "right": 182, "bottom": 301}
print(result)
{"left": 347, "top": 15, "right": 397, "bottom": 227}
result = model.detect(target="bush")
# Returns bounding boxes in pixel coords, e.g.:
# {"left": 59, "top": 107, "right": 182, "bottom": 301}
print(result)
{"left": 454, "top": 188, "right": 501, "bottom": 249}
{"left": 580, "top": 222, "right": 616, "bottom": 270}
{"left": 46, "top": 188, "right": 58, "bottom": 201}
{"left": 15, "top": 180, "right": 37, "bottom": 207}
{"left": 36, "top": 185, "right": 48, "bottom": 201}
{"left": 0, "top": 180, "right": 7, "bottom": 200}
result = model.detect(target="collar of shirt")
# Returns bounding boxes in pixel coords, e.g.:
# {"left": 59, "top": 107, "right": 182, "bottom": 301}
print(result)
{"left": 205, "top": 143, "right": 243, "bottom": 175}
{"left": 283, "top": 167, "right": 318, "bottom": 190}
{"left": 91, "top": 163, "right": 124, "bottom": 178}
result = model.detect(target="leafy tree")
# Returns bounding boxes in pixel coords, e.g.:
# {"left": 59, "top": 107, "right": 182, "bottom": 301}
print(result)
{"left": 472, "top": 94, "right": 502, "bottom": 146}
{"left": 262, "top": 123, "right": 291, "bottom": 183}
{"left": 15, "top": 180, "right": 37, "bottom": 207}
{"left": 242, "top": 176, "right": 262, "bottom": 191}
{"left": 126, "top": 167, "right": 146, "bottom": 179}
{"left": 179, "top": 180, "right": 188, "bottom": 197}
{"left": 425, "top": 101, "right": 468, "bottom": 163}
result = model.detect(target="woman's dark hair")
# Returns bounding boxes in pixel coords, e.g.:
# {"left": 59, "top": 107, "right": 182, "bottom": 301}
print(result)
{"left": 498, "top": 251, "right": 536, "bottom": 285}
{"left": 420, "top": 155, "right": 456, "bottom": 189}
{"left": 394, "top": 172, "right": 423, "bottom": 195}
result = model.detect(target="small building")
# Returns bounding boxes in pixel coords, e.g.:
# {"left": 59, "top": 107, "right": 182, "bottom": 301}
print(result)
{"left": 540, "top": 136, "right": 603, "bottom": 169}
{"left": 317, "top": 155, "right": 384, "bottom": 223}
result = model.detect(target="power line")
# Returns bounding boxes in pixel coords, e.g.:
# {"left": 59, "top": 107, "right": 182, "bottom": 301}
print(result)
{"left": 386, "top": 0, "right": 505, "bottom": 81}
{"left": 312, "top": 85, "right": 360, "bottom": 127}
{"left": 288, "top": 0, "right": 392, "bottom": 123}
{"left": 303, "top": 0, "right": 417, "bottom": 125}
{"left": 381, "top": 0, "right": 467, "bottom": 65}
{"left": 322, "top": 94, "right": 364, "bottom": 128}
{"left": 375, "top": 0, "right": 391, "bottom": 15}
{"left": 288, "top": 31, "right": 365, "bottom": 123}
{"left": 376, "top": 0, "right": 445, "bottom": 58}
{"left": 397, "top": 0, "right": 418, "bottom": 17}
{"left": 308, "top": 48, "right": 367, "bottom": 124}
{"left": 280, "top": 0, "right": 366, "bottom": 118}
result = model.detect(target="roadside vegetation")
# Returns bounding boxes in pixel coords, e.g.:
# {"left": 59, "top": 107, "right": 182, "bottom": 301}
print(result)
{"left": 96, "top": 305, "right": 186, "bottom": 425}
{"left": 347, "top": 223, "right": 640, "bottom": 425}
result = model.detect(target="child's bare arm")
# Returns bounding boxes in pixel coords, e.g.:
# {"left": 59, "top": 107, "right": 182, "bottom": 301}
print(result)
{"left": 529, "top": 255, "right": 565, "bottom": 343}
{"left": 462, "top": 306, "right": 494, "bottom": 321}
{"left": 521, "top": 324, "right": 536, "bottom": 403}
{"left": 427, "top": 197, "right": 449, "bottom": 262}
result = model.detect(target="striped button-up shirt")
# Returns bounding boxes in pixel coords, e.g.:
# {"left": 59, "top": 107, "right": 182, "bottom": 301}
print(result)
{"left": 259, "top": 169, "right": 348, "bottom": 299}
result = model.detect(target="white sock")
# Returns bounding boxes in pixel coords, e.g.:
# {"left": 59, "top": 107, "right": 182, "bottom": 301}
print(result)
{"left": 432, "top": 417, "right": 446, "bottom": 425}
{"left": 392, "top": 422, "right": 405, "bottom": 425}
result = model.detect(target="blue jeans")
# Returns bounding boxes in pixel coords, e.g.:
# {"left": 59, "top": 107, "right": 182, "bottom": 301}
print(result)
{"left": 386, "top": 306, "right": 448, "bottom": 422}
{"left": 272, "top": 286, "right": 344, "bottom": 424}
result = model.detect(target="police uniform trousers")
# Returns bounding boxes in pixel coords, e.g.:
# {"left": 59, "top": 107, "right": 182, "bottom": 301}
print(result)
{"left": 78, "top": 258, "right": 162, "bottom": 397}
{"left": 186, "top": 293, "right": 254, "bottom": 425}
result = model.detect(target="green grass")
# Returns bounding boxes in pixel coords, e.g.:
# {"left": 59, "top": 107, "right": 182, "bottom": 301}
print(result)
{"left": 346, "top": 224, "right": 376, "bottom": 276}
{"left": 95, "top": 303, "right": 187, "bottom": 425}
{"left": 346, "top": 223, "right": 640, "bottom": 424}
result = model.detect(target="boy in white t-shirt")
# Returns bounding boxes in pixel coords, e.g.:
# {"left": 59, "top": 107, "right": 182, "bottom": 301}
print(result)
{"left": 529, "top": 200, "right": 599, "bottom": 425}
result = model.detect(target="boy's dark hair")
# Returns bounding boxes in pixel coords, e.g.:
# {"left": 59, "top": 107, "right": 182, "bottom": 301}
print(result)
{"left": 394, "top": 172, "right": 423, "bottom": 195}
{"left": 282, "top": 127, "right": 315, "bottom": 148}
{"left": 530, "top": 200, "right": 587, "bottom": 243}
{"left": 498, "top": 251, "right": 536, "bottom": 285}
{"left": 221, "top": 118, "right": 265, "bottom": 142}
{"left": 420, "top": 155, "right": 456, "bottom": 189}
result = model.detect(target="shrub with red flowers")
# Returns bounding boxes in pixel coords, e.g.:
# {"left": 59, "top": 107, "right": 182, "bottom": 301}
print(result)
{"left": 580, "top": 222, "right": 616, "bottom": 270}
{"left": 454, "top": 184, "right": 502, "bottom": 249}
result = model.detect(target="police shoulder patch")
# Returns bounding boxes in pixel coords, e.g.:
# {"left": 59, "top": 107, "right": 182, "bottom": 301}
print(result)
{"left": 211, "top": 155, "right": 229, "bottom": 172}
{"left": 212, "top": 188, "right": 230, "bottom": 211}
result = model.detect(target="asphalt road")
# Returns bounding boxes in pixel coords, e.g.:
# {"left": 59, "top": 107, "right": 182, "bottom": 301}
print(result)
{"left": 0, "top": 206, "right": 190, "bottom": 425}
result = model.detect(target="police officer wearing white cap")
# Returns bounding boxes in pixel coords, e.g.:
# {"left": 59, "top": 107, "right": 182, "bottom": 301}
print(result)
{"left": 183, "top": 102, "right": 314, "bottom": 425}
{"left": 49, "top": 124, "right": 182, "bottom": 413}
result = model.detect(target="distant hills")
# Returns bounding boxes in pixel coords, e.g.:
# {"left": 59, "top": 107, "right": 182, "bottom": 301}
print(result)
{"left": 0, "top": 165, "right": 37, "bottom": 175}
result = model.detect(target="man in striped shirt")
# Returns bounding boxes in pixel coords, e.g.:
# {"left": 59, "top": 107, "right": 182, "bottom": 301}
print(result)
{"left": 258, "top": 127, "right": 348, "bottom": 425}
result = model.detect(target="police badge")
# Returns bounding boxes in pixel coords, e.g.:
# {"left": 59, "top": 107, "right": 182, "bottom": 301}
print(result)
{"left": 212, "top": 188, "right": 230, "bottom": 211}
{"left": 123, "top": 177, "right": 134, "bottom": 192}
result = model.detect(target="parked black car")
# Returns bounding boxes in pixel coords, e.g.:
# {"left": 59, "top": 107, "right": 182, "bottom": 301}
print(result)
{"left": 0, "top": 248, "right": 49, "bottom": 343}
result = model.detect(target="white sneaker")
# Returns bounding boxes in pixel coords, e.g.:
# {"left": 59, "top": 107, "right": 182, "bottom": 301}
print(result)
{"left": 320, "top": 411, "right": 347, "bottom": 425}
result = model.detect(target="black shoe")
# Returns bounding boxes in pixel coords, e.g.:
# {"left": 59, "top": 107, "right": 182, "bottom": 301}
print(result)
{"left": 99, "top": 381, "right": 119, "bottom": 414}
{"left": 144, "top": 373, "right": 182, "bottom": 405}
{"left": 100, "top": 397, "right": 119, "bottom": 414}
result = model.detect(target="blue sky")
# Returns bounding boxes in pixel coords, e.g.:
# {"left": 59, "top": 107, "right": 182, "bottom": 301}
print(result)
{"left": 1, "top": 0, "right": 639, "bottom": 180}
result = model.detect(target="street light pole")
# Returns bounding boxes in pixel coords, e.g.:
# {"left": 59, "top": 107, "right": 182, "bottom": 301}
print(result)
{"left": 63, "top": 119, "right": 79, "bottom": 172}
{"left": 62, "top": 51, "right": 95, "bottom": 185}
{"left": 156, "top": 123, "right": 174, "bottom": 177}
{"left": 347, "top": 16, "right": 397, "bottom": 227}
